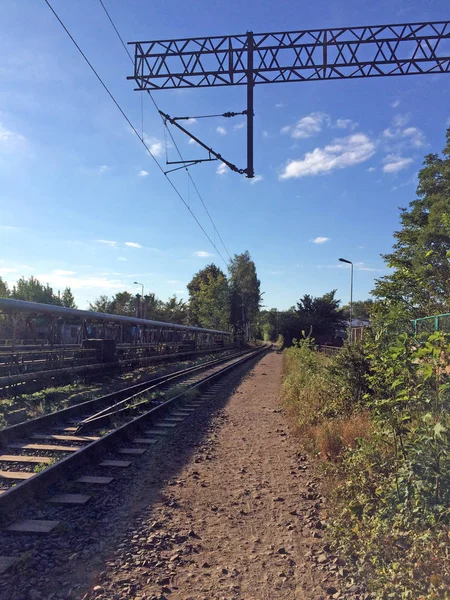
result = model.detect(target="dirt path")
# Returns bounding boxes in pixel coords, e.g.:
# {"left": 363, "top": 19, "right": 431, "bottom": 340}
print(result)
{"left": 82, "top": 352, "right": 344, "bottom": 600}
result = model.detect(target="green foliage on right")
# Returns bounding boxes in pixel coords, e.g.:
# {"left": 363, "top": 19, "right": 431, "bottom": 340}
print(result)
{"left": 373, "top": 128, "right": 450, "bottom": 317}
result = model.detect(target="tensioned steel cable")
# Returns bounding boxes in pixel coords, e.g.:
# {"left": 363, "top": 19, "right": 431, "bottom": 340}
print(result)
{"left": 43, "top": 0, "right": 228, "bottom": 267}
{"left": 97, "top": 0, "right": 232, "bottom": 261}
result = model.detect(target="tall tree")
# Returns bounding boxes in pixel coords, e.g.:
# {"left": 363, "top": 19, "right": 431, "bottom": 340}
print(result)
{"left": 89, "top": 294, "right": 114, "bottom": 314}
{"left": 161, "top": 295, "right": 189, "bottom": 325}
{"left": 295, "top": 290, "right": 346, "bottom": 340}
{"left": 187, "top": 264, "right": 230, "bottom": 330}
{"left": 373, "top": 128, "right": 450, "bottom": 316}
{"left": 229, "top": 251, "right": 261, "bottom": 339}
{"left": 61, "top": 287, "right": 77, "bottom": 309}
{"left": 342, "top": 299, "right": 374, "bottom": 320}
{"left": 12, "top": 276, "right": 61, "bottom": 305}
{"left": 0, "top": 277, "right": 9, "bottom": 298}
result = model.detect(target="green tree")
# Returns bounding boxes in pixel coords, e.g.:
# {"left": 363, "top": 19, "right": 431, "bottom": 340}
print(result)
{"left": 295, "top": 290, "right": 346, "bottom": 340}
{"left": 187, "top": 264, "right": 230, "bottom": 330}
{"left": 161, "top": 295, "right": 189, "bottom": 324}
{"left": 342, "top": 299, "right": 374, "bottom": 320}
{"left": 0, "top": 277, "right": 9, "bottom": 298}
{"left": 229, "top": 251, "right": 261, "bottom": 339}
{"left": 89, "top": 294, "right": 114, "bottom": 313}
{"left": 11, "top": 276, "right": 61, "bottom": 305}
{"left": 373, "top": 128, "right": 450, "bottom": 316}
{"left": 61, "top": 287, "right": 77, "bottom": 309}
{"left": 143, "top": 293, "right": 164, "bottom": 320}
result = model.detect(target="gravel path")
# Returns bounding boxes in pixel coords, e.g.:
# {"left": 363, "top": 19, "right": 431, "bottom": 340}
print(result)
{"left": 1, "top": 351, "right": 367, "bottom": 600}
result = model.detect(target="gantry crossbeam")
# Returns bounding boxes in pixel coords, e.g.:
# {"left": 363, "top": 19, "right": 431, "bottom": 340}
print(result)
{"left": 128, "top": 21, "right": 450, "bottom": 176}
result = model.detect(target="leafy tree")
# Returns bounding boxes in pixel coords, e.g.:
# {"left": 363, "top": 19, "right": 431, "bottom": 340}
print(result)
{"left": 295, "top": 290, "right": 346, "bottom": 339}
{"left": 11, "top": 276, "right": 61, "bottom": 305}
{"left": 89, "top": 294, "right": 114, "bottom": 313}
{"left": 187, "top": 264, "right": 230, "bottom": 330}
{"left": 0, "top": 277, "right": 9, "bottom": 298}
{"left": 143, "top": 293, "right": 164, "bottom": 321}
{"left": 161, "top": 295, "right": 189, "bottom": 324}
{"left": 342, "top": 299, "right": 374, "bottom": 320}
{"left": 229, "top": 251, "right": 261, "bottom": 339}
{"left": 373, "top": 128, "right": 450, "bottom": 316}
{"left": 61, "top": 287, "right": 77, "bottom": 309}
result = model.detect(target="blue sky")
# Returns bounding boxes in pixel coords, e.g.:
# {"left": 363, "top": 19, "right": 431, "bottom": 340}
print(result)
{"left": 0, "top": 0, "right": 449, "bottom": 310}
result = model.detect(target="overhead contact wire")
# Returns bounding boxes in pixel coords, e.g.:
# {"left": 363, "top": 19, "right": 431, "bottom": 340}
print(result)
{"left": 97, "top": 0, "right": 232, "bottom": 262}
{"left": 44, "top": 0, "right": 228, "bottom": 266}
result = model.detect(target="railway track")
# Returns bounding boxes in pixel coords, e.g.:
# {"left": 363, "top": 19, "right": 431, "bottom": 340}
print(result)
{"left": 0, "top": 344, "right": 236, "bottom": 397}
{"left": 0, "top": 345, "right": 268, "bottom": 518}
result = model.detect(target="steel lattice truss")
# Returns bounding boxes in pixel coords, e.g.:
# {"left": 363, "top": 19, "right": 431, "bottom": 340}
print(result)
{"left": 128, "top": 21, "right": 450, "bottom": 176}
{"left": 129, "top": 22, "right": 450, "bottom": 89}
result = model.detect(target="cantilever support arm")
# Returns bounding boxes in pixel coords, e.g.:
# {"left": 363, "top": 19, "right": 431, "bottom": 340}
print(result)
{"left": 160, "top": 110, "right": 246, "bottom": 175}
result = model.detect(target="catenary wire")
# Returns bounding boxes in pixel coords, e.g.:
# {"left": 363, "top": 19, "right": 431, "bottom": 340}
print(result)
{"left": 43, "top": 0, "right": 228, "bottom": 266}
{"left": 97, "top": 0, "right": 232, "bottom": 261}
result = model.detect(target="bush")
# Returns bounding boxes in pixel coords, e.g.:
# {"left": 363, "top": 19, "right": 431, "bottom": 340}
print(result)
{"left": 281, "top": 330, "right": 450, "bottom": 599}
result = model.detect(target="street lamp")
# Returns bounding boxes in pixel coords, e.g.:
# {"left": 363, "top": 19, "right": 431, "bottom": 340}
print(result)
{"left": 133, "top": 281, "right": 144, "bottom": 297}
{"left": 339, "top": 258, "right": 353, "bottom": 343}
{"left": 134, "top": 281, "right": 144, "bottom": 319}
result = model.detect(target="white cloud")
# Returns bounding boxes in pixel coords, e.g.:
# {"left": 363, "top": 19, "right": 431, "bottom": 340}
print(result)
{"left": 317, "top": 261, "right": 382, "bottom": 272}
{"left": 312, "top": 237, "right": 330, "bottom": 244}
{"left": 194, "top": 251, "right": 214, "bottom": 257}
{"left": 143, "top": 135, "right": 164, "bottom": 156}
{"left": 0, "top": 267, "right": 17, "bottom": 275}
{"left": 96, "top": 239, "right": 117, "bottom": 247}
{"left": 392, "top": 114, "right": 410, "bottom": 128}
{"left": 233, "top": 122, "right": 246, "bottom": 130}
{"left": 392, "top": 99, "right": 401, "bottom": 108}
{"left": 402, "top": 127, "right": 426, "bottom": 148}
{"left": 216, "top": 162, "right": 228, "bottom": 176}
{"left": 383, "top": 121, "right": 426, "bottom": 149}
{"left": 281, "top": 113, "right": 357, "bottom": 139}
{"left": 383, "top": 154, "right": 414, "bottom": 173}
{"left": 280, "top": 133, "right": 375, "bottom": 179}
{"left": 185, "top": 118, "right": 197, "bottom": 125}
{"left": 188, "top": 138, "right": 198, "bottom": 145}
{"left": 138, "top": 170, "right": 149, "bottom": 177}
{"left": 36, "top": 270, "right": 126, "bottom": 291}
{"left": 275, "top": 103, "right": 286, "bottom": 108}
{"left": 118, "top": 257, "right": 127, "bottom": 261}
{"left": 367, "top": 166, "right": 376, "bottom": 172}
{"left": 216, "top": 126, "right": 226, "bottom": 136}
{"left": 282, "top": 112, "right": 329, "bottom": 139}
{"left": 125, "top": 242, "right": 142, "bottom": 248}
{"left": 0, "top": 123, "right": 26, "bottom": 152}
{"left": 335, "top": 118, "right": 357, "bottom": 130}
{"left": 262, "top": 131, "right": 269, "bottom": 138}
{"left": 98, "top": 165, "right": 110, "bottom": 174}
{"left": 250, "top": 174, "right": 263, "bottom": 184}
{"left": 53, "top": 269, "right": 76, "bottom": 276}
{"left": 0, "top": 225, "right": 20, "bottom": 231}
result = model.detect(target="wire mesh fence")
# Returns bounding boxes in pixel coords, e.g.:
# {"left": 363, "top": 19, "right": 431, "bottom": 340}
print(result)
{"left": 412, "top": 313, "right": 450, "bottom": 335}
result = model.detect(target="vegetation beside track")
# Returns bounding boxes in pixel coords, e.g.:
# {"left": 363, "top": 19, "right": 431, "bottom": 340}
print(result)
{"left": 0, "top": 349, "right": 238, "bottom": 429}
{"left": 282, "top": 333, "right": 450, "bottom": 599}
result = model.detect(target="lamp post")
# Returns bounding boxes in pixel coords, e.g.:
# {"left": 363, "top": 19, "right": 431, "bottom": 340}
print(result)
{"left": 339, "top": 258, "right": 353, "bottom": 343}
{"left": 133, "top": 281, "right": 144, "bottom": 297}
{"left": 134, "top": 281, "right": 144, "bottom": 319}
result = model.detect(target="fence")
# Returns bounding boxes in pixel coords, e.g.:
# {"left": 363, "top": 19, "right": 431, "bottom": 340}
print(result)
{"left": 411, "top": 313, "right": 450, "bottom": 336}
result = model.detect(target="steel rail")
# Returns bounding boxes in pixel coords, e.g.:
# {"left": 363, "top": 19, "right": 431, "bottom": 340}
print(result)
{"left": 0, "top": 345, "right": 268, "bottom": 515}
{"left": 0, "top": 345, "right": 236, "bottom": 394}
{"left": 0, "top": 347, "right": 245, "bottom": 447}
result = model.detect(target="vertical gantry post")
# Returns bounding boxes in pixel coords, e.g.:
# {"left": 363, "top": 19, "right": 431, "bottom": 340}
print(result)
{"left": 246, "top": 31, "right": 254, "bottom": 179}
